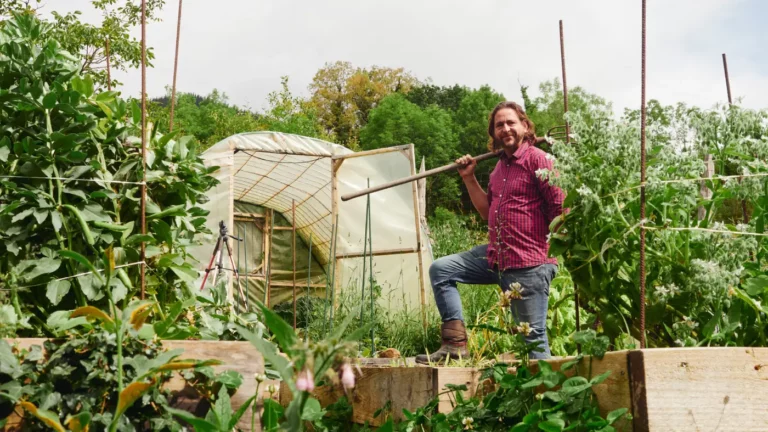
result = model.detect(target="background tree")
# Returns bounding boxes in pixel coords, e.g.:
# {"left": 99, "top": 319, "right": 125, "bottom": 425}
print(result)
{"left": 258, "top": 76, "right": 331, "bottom": 140}
{"left": 2, "top": 0, "right": 166, "bottom": 89}
{"left": 149, "top": 77, "right": 329, "bottom": 149}
{"left": 149, "top": 89, "right": 261, "bottom": 148}
{"left": 405, "top": 83, "right": 469, "bottom": 113}
{"left": 360, "top": 93, "right": 460, "bottom": 212}
{"left": 309, "top": 61, "right": 418, "bottom": 149}
{"left": 521, "top": 78, "right": 612, "bottom": 139}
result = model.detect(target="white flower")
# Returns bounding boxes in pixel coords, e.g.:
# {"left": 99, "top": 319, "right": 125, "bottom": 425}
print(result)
{"left": 462, "top": 417, "right": 474, "bottom": 430}
{"left": 254, "top": 373, "right": 267, "bottom": 383}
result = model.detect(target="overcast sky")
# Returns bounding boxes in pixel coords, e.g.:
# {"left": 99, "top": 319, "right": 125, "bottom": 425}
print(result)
{"left": 44, "top": 0, "right": 768, "bottom": 115}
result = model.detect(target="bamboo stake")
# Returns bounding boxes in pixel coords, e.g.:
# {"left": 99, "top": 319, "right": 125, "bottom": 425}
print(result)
{"left": 329, "top": 214, "right": 339, "bottom": 333}
{"left": 367, "top": 189, "right": 375, "bottom": 355}
{"left": 265, "top": 209, "right": 274, "bottom": 307}
{"left": 560, "top": 19, "right": 579, "bottom": 352}
{"left": 168, "top": 0, "right": 183, "bottom": 132}
{"left": 322, "top": 220, "right": 335, "bottom": 338}
{"left": 292, "top": 199, "right": 297, "bottom": 330}
{"left": 139, "top": 0, "right": 147, "bottom": 299}
{"left": 360, "top": 179, "right": 370, "bottom": 345}
{"left": 306, "top": 232, "right": 313, "bottom": 342}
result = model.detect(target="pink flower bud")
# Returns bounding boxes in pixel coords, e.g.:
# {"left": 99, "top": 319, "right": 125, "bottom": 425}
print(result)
{"left": 340, "top": 363, "right": 355, "bottom": 390}
{"left": 296, "top": 368, "right": 315, "bottom": 392}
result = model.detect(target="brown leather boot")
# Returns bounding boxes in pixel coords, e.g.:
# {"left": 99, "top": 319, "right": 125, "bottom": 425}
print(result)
{"left": 415, "top": 320, "right": 469, "bottom": 365}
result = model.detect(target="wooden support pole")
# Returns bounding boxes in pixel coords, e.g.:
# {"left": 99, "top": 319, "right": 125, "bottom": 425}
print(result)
{"left": 331, "top": 145, "right": 412, "bottom": 160}
{"left": 169, "top": 0, "right": 183, "bottom": 132}
{"left": 409, "top": 144, "right": 428, "bottom": 330}
{"left": 265, "top": 209, "right": 274, "bottom": 307}
{"left": 559, "top": 19, "right": 578, "bottom": 347}
{"left": 331, "top": 159, "right": 343, "bottom": 310}
{"left": 292, "top": 199, "right": 297, "bottom": 330}
{"left": 139, "top": 0, "right": 147, "bottom": 300}
{"left": 337, "top": 247, "right": 419, "bottom": 260}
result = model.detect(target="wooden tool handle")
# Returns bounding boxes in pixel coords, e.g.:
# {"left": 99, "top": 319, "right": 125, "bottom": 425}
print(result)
{"left": 340, "top": 150, "right": 502, "bottom": 202}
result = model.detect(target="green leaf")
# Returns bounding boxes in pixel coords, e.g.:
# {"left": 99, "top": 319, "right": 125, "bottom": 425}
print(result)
{"left": 744, "top": 275, "right": 768, "bottom": 296}
{"left": 46, "top": 279, "right": 71, "bottom": 305}
{"left": 376, "top": 419, "right": 395, "bottom": 432}
{"left": 237, "top": 324, "right": 293, "bottom": 389}
{"left": 542, "top": 391, "right": 563, "bottom": 402}
{"left": 606, "top": 408, "right": 628, "bottom": 424}
{"left": 11, "top": 208, "right": 34, "bottom": 223}
{"left": 590, "top": 370, "right": 612, "bottom": 385}
{"left": 213, "top": 385, "right": 232, "bottom": 429}
{"left": 50, "top": 210, "right": 62, "bottom": 231}
{"left": 301, "top": 397, "right": 326, "bottom": 421}
{"left": 43, "top": 92, "right": 57, "bottom": 109}
{"left": 58, "top": 250, "right": 103, "bottom": 283}
{"left": 152, "top": 219, "right": 173, "bottom": 246}
{"left": 561, "top": 376, "right": 592, "bottom": 396}
{"left": 229, "top": 394, "right": 257, "bottom": 430}
{"left": 166, "top": 407, "right": 218, "bottom": 432}
{"left": 258, "top": 302, "right": 297, "bottom": 353}
{"left": 0, "top": 340, "right": 22, "bottom": 379}
{"left": 215, "top": 370, "right": 244, "bottom": 389}
{"left": 262, "top": 398, "right": 284, "bottom": 431}
{"left": 21, "top": 257, "right": 61, "bottom": 281}
{"left": 538, "top": 419, "right": 565, "bottom": 432}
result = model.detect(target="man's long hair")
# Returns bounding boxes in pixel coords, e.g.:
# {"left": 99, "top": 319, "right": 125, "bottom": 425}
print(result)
{"left": 487, "top": 101, "right": 537, "bottom": 152}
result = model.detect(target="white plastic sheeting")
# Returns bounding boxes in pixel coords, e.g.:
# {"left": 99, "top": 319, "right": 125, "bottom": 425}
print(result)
{"left": 191, "top": 132, "right": 433, "bottom": 311}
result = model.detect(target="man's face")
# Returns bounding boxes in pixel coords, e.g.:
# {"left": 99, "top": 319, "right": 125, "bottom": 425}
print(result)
{"left": 493, "top": 108, "right": 528, "bottom": 149}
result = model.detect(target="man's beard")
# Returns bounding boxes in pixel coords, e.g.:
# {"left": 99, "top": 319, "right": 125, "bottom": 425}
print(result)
{"left": 499, "top": 131, "right": 521, "bottom": 149}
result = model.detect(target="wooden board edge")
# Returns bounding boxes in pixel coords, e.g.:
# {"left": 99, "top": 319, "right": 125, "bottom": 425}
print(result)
{"left": 628, "top": 350, "right": 648, "bottom": 432}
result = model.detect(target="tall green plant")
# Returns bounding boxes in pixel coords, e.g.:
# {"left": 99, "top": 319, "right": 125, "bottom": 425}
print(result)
{"left": 545, "top": 105, "right": 768, "bottom": 346}
{"left": 0, "top": 13, "right": 218, "bottom": 335}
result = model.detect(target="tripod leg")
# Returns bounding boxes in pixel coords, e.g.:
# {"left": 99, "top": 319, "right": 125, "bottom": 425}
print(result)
{"left": 226, "top": 239, "right": 248, "bottom": 312}
{"left": 200, "top": 236, "right": 223, "bottom": 291}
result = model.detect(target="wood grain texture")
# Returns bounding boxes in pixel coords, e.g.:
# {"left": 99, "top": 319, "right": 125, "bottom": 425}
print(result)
{"left": 545, "top": 350, "right": 633, "bottom": 426}
{"left": 634, "top": 347, "right": 768, "bottom": 432}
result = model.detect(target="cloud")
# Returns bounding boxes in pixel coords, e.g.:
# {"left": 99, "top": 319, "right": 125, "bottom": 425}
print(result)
{"left": 43, "top": 0, "right": 767, "bottom": 113}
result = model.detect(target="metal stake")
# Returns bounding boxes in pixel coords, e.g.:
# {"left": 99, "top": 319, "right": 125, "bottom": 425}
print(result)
{"left": 639, "top": 0, "right": 648, "bottom": 349}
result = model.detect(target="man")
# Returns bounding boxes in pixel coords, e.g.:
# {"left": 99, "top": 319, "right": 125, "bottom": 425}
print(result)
{"left": 415, "top": 101, "right": 565, "bottom": 364}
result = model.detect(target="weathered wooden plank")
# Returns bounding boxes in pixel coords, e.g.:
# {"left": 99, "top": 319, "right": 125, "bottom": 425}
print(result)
{"left": 280, "top": 367, "right": 434, "bottom": 426}
{"left": 631, "top": 347, "right": 768, "bottom": 432}
{"left": 4, "top": 339, "right": 264, "bottom": 431}
{"left": 545, "top": 351, "right": 632, "bottom": 422}
{"left": 432, "top": 367, "right": 484, "bottom": 414}
{"left": 279, "top": 365, "right": 489, "bottom": 426}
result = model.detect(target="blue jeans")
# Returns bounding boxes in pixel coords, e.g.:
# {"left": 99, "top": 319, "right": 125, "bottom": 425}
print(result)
{"left": 429, "top": 244, "right": 557, "bottom": 359}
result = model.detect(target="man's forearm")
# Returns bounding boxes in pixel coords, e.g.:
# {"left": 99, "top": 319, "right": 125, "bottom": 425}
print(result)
{"left": 462, "top": 175, "right": 489, "bottom": 220}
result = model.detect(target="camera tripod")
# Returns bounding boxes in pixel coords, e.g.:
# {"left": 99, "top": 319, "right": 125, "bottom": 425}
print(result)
{"left": 200, "top": 221, "right": 248, "bottom": 311}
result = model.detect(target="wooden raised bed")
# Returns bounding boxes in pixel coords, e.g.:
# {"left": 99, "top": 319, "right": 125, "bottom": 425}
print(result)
{"left": 4, "top": 339, "right": 267, "bottom": 431}
{"left": 281, "top": 348, "right": 768, "bottom": 431}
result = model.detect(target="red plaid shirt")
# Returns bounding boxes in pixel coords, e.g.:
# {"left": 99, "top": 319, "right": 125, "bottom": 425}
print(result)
{"left": 486, "top": 140, "right": 565, "bottom": 271}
